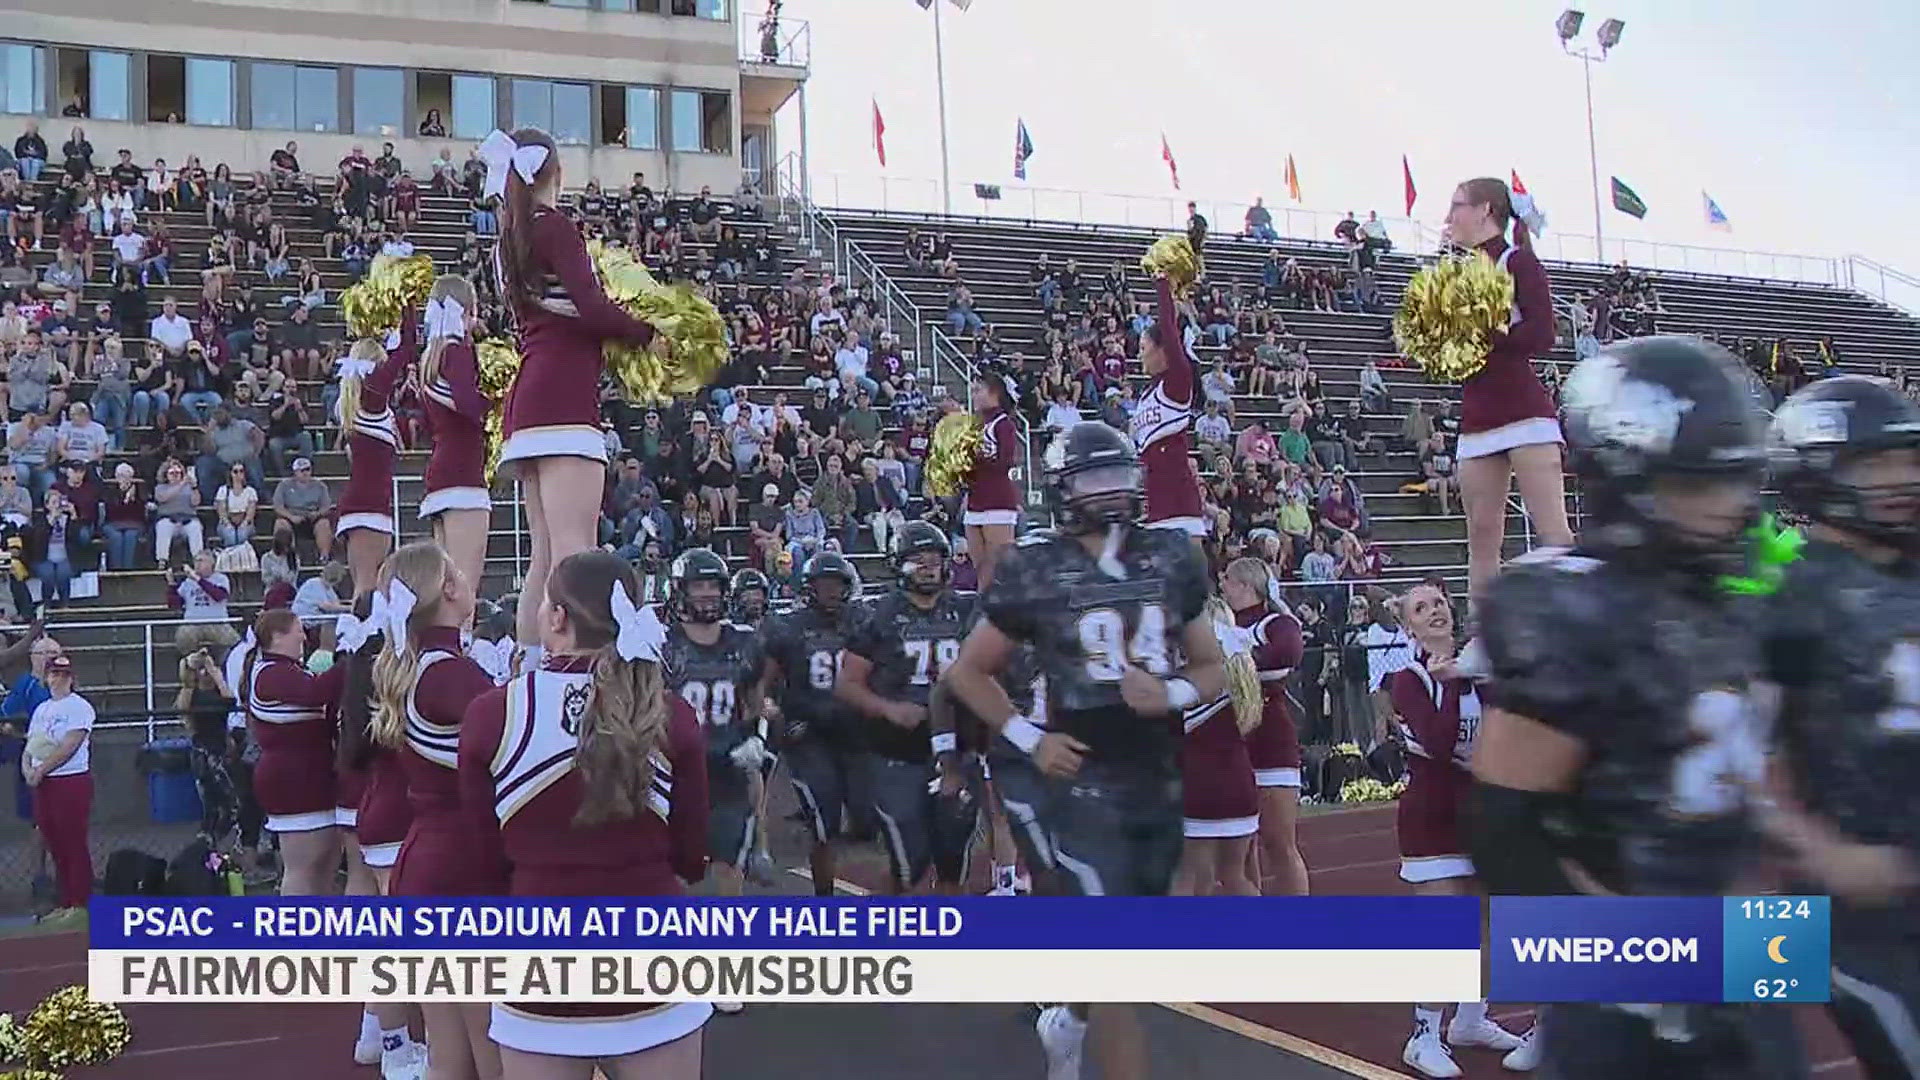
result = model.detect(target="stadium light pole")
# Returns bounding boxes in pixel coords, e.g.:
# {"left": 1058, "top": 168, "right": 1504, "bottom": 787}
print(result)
{"left": 931, "top": 0, "right": 954, "bottom": 214}
{"left": 1558, "top": 12, "right": 1624, "bottom": 262}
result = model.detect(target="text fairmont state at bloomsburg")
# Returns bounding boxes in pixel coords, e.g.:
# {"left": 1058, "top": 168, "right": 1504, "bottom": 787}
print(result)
{"left": 123, "top": 903, "right": 968, "bottom": 942}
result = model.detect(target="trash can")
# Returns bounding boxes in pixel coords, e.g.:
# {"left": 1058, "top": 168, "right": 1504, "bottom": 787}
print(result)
{"left": 139, "top": 736, "right": 202, "bottom": 825}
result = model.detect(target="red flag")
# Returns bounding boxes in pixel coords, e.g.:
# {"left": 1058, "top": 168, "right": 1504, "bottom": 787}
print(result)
{"left": 872, "top": 99, "right": 887, "bottom": 167}
{"left": 1402, "top": 155, "right": 1417, "bottom": 215}
{"left": 1284, "top": 154, "right": 1301, "bottom": 202}
{"left": 1161, "top": 134, "right": 1180, "bottom": 190}
{"left": 1510, "top": 170, "right": 1528, "bottom": 196}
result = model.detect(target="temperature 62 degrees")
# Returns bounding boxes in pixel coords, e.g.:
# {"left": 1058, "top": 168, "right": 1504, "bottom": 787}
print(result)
{"left": 1753, "top": 978, "right": 1801, "bottom": 999}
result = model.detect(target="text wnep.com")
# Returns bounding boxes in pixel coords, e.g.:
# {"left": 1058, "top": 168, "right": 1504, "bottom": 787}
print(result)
{"left": 1508, "top": 936, "right": 1701, "bottom": 963}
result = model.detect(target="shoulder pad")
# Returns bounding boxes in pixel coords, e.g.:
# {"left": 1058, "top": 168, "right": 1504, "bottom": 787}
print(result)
{"left": 1015, "top": 530, "right": 1059, "bottom": 548}
{"left": 1507, "top": 546, "right": 1602, "bottom": 573}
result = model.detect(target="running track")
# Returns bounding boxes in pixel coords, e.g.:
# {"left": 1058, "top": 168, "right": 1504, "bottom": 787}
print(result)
{"left": 0, "top": 804, "right": 1862, "bottom": 1079}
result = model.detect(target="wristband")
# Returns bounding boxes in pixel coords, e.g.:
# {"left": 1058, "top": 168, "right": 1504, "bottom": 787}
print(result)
{"left": 930, "top": 731, "right": 958, "bottom": 755}
{"left": 1000, "top": 716, "right": 1044, "bottom": 756}
{"left": 1165, "top": 678, "right": 1200, "bottom": 711}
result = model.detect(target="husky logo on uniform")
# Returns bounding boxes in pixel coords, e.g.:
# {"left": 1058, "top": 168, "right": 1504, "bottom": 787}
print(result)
{"left": 1773, "top": 398, "right": 1850, "bottom": 448}
{"left": 1564, "top": 353, "right": 1697, "bottom": 455}
{"left": 560, "top": 682, "right": 591, "bottom": 736}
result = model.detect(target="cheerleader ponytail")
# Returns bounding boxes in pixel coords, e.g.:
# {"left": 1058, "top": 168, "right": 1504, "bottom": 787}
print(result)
{"left": 369, "top": 542, "right": 457, "bottom": 749}
{"left": 486, "top": 127, "right": 560, "bottom": 310}
{"left": 545, "top": 550, "right": 670, "bottom": 827}
{"left": 421, "top": 274, "right": 477, "bottom": 393}
{"left": 336, "top": 592, "right": 386, "bottom": 773}
{"left": 335, "top": 337, "right": 386, "bottom": 433}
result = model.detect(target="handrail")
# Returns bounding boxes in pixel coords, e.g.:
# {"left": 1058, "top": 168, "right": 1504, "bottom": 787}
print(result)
{"left": 1841, "top": 255, "right": 1920, "bottom": 316}
{"left": 740, "top": 9, "right": 811, "bottom": 68}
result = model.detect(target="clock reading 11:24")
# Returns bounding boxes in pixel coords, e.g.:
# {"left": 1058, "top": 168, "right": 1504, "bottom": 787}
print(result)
{"left": 1738, "top": 898, "right": 1814, "bottom": 920}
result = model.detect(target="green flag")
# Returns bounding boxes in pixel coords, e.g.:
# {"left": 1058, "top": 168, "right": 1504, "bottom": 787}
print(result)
{"left": 1611, "top": 176, "right": 1647, "bottom": 219}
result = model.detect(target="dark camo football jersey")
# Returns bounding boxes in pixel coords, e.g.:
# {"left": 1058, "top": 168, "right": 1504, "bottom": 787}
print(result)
{"left": 762, "top": 604, "right": 860, "bottom": 745}
{"left": 1766, "top": 541, "right": 1920, "bottom": 865}
{"left": 1480, "top": 549, "right": 1769, "bottom": 895}
{"left": 844, "top": 589, "right": 975, "bottom": 763}
{"left": 982, "top": 527, "right": 1210, "bottom": 769}
{"left": 661, "top": 621, "right": 765, "bottom": 758}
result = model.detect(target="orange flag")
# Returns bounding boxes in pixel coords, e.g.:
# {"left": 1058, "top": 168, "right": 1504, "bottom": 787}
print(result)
{"left": 1284, "top": 154, "right": 1301, "bottom": 202}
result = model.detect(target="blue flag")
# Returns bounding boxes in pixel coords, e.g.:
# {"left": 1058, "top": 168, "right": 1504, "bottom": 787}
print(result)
{"left": 1014, "top": 119, "right": 1034, "bottom": 180}
{"left": 1703, "top": 191, "right": 1731, "bottom": 233}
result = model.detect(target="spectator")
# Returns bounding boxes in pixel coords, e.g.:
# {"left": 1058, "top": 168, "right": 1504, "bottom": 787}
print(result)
{"left": 839, "top": 391, "right": 884, "bottom": 447}
{"left": 1359, "top": 358, "right": 1391, "bottom": 414}
{"left": 131, "top": 341, "right": 177, "bottom": 428}
{"left": 1306, "top": 400, "right": 1347, "bottom": 471}
{"left": 13, "top": 121, "right": 47, "bottom": 182}
{"left": 1244, "top": 197, "right": 1278, "bottom": 242}
{"left": 214, "top": 462, "right": 259, "bottom": 549}
{"left": 0, "top": 470, "right": 29, "bottom": 526}
{"left": 748, "top": 483, "right": 785, "bottom": 571}
{"left": 1318, "top": 466, "right": 1365, "bottom": 536}
{"left": 1202, "top": 359, "right": 1237, "bottom": 419}
{"left": 149, "top": 296, "right": 193, "bottom": 357}
{"left": 56, "top": 402, "right": 107, "bottom": 469}
{"left": 1338, "top": 398, "right": 1379, "bottom": 466}
{"left": 727, "top": 404, "right": 766, "bottom": 477}
{"left": 1299, "top": 529, "right": 1338, "bottom": 584}
{"left": 9, "top": 331, "right": 58, "bottom": 419}
{"left": 813, "top": 454, "right": 857, "bottom": 549}
{"left": 23, "top": 653, "right": 93, "bottom": 919}
{"left": 37, "top": 246, "right": 84, "bottom": 300}
{"left": 8, "top": 408, "right": 58, "bottom": 500}
{"left": 28, "top": 488, "right": 80, "bottom": 609}
{"left": 782, "top": 489, "right": 827, "bottom": 571}
{"left": 169, "top": 549, "right": 238, "bottom": 655}
{"left": 1235, "top": 419, "right": 1277, "bottom": 468}
{"left": 258, "top": 532, "right": 297, "bottom": 609}
{"left": 1042, "top": 385, "right": 1082, "bottom": 436}
{"left": 269, "top": 141, "right": 300, "bottom": 186}
{"left": 1419, "top": 430, "right": 1455, "bottom": 515}
{"left": 177, "top": 341, "right": 227, "bottom": 422}
{"left": 101, "top": 462, "right": 143, "bottom": 570}
{"left": 291, "top": 560, "right": 350, "bottom": 629}
{"left": 109, "top": 217, "right": 148, "bottom": 273}
{"left": 271, "top": 458, "right": 334, "bottom": 562}
{"left": 153, "top": 458, "right": 203, "bottom": 563}
{"left": 855, "top": 457, "right": 904, "bottom": 553}
{"left": 946, "top": 283, "right": 985, "bottom": 336}
{"left": 272, "top": 303, "right": 323, "bottom": 382}
{"left": 59, "top": 125, "right": 93, "bottom": 182}
{"left": 1397, "top": 399, "right": 1434, "bottom": 453}
{"left": 418, "top": 109, "right": 447, "bottom": 138}
{"left": 1195, "top": 399, "right": 1233, "bottom": 467}
{"left": 1186, "top": 200, "right": 1209, "bottom": 238}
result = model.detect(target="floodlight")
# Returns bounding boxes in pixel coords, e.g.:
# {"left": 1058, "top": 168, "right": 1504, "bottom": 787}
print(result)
{"left": 1556, "top": 10, "right": 1585, "bottom": 42}
{"left": 1596, "top": 18, "right": 1625, "bottom": 49}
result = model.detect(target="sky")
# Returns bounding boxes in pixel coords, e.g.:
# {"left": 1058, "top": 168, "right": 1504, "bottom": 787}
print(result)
{"left": 767, "top": 0, "right": 1920, "bottom": 284}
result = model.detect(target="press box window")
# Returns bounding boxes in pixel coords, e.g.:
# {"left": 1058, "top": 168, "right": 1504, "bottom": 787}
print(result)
{"left": 598, "top": 85, "right": 660, "bottom": 149}
{"left": 511, "top": 78, "right": 591, "bottom": 146}
{"left": 251, "top": 62, "right": 338, "bottom": 133}
{"left": 670, "top": 89, "right": 730, "bottom": 154}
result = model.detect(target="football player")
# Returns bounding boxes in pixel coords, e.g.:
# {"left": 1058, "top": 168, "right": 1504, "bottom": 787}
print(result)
{"left": 728, "top": 565, "right": 776, "bottom": 879}
{"left": 1763, "top": 375, "right": 1920, "bottom": 1080}
{"left": 762, "top": 552, "right": 865, "bottom": 897}
{"left": 1468, "top": 337, "right": 1808, "bottom": 1079}
{"left": 943, "top": 420, "right": 1226, "bottom": 1080}
{"left": 730, "top": 568, "right": 771, "bottom": 628}
{"left": 836, "top": 520, "right": 978, "bottom": 894}
{"left": 660, "top": 550, "right": 767, "bottom": 918}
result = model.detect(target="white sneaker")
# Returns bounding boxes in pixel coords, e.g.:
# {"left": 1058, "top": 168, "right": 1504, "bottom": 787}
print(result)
{"left": 1448, "top": 1016, "right": 1525, "bottom": 1052}
{"left": 1402, "top": 1033, "right": 1463, "bottom": 1079}
{"left": 1035, "top": 1005, "right": 1087, "bottom": 1080}
{"left": 712, "top": 999, "right": 745, "bottom": 1015}
{"left": 1502, "top": 1027, "right": 1542, "bottom": 1071}
{"left": 381, "top": 1041, "right": 427, "bottom": 1080}
{"left": 353, "top": 1031, "right": 382, "bottom": 1067}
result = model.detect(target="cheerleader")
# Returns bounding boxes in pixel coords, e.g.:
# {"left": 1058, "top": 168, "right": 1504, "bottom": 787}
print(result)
{"left": 371, "top": 541, "right": 501, "bottom": 1080}
{"left": 335, "top": 315, "right": 417, "bottom": 599}
{"left": 335, "top": 596, "right": 425, "bottom": 1079}
{"left": 1444, "top": 178, "right": 1572, "bottom": 602}
{"left": 1133, "top": 274, "right": 1205, "bottom": 544}
{"left": 243, "top": 609, "right": 348, "bottom": 896}
{"left": 482, "top": 127, "right": 662, "bottom": 652}
{"left": 1219, "top": 558, "right": 1310, "bottom": 896}
{"left": 1388, "top": 578, "right": 1524, "bottom": 1077}
{"left": 963, "top": 371, "right": 1021, "bottom": 591}
{"left": 1172, "top": 604, "right": 1260, "bottom": 897}
{"left": 457, "top": 550, "right": 710, "bottom": 1080}
{"left": 418, "top": 274, "right": 491, "bottom": 594}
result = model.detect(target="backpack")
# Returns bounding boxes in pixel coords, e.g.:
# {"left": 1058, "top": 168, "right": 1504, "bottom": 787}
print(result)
{"left": 102, "top": 848, "right": 170, "bottom": 896}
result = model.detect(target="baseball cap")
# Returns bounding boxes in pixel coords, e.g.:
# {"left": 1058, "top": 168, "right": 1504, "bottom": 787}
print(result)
{"left": 46, "top": 655, "right": 72, "bottom": 675}
{"left": 292, "top": 457, "right": 313, "bottom": 471}
{"left": 690, "top": 411, "right": 709, "bottom": 424}
{"left": 763, "top": 483, "right": 780, "bottom": 498}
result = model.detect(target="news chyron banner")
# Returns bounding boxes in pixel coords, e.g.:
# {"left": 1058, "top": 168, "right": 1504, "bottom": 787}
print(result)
{"left": 87, "top": 897, "right": 1484, "bottom": 1004}
{"left": 1490, "top": 897, "right": 1831, "bottom": 1003}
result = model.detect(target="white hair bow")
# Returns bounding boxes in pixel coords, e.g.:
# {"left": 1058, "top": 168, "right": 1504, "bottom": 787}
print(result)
{"left": 608, "top": 581, "right": 667, "bottom": 664}
{"left": 478, "top": 129, "right": 550, "bottom": 201}
{"left": 381, "top": 580, "right": 418, "bottom": 644}
{"left": 425, "top": 296, "right": 466, "bottom": 341}
{"left": 335, "top": 612, "right": 375, "bottom": 654}
{"left": 336, "top": 354, "right": 377, "bottom": 381}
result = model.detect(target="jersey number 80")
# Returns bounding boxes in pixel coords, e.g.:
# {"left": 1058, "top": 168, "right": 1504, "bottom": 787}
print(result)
{"left": 1076, "top": 604, "right": 1171, "bottom": 682}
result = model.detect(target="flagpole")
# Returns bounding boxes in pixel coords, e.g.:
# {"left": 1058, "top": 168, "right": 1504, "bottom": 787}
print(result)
{"left": 932, "top": 0, "right": 953, "bottom": 215}
{"left": 1581, "top": 50, "right": 1604, "bottom": 259}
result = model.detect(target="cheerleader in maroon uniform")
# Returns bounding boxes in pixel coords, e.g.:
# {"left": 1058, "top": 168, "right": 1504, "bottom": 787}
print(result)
{"left": 484, "top": 127, "right": 662, "bottom": 651}
{"left": 963, "top": 371, "right": 1021, "bottom": 590}
{"left": 334, "top": 596, "right": 426, "bottom": 1077}
{"left": 1173, "top": 608, "right": 1260, "bottom": 897}
{"left": 244, "top": 609, "right": 348, "bottom": 896}
{"left": 1219, "top": 557, "right": 1310, "bottom": 896}
{"left": 1387, "top": 579, "right": 1523, "bottom": 1077}
{"left": 458, "top": 550, "right": 710, "bottom": 1079}
{"left": 370, "top": 541, "right": 500, "bottom": 1080}
{"left": 418, "top": 275, "right": 491, "bottom": 593}
{"left": 1445, "top": 178, "right": 1572, "bottom": 602}
{"left": 336, "top": 313, "right": 417, "bottom": 599}
{"left": 1132, "top": 274, "right": 1205, "bottom": 543}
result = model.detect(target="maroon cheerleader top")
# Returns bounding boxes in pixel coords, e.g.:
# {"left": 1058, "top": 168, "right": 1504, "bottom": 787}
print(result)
{"left": 247, "top": 653, "right": 348, "bottom": 824}
{"left": 420, "top": 337, "right": 490, "bottom": 516}
{"left": 963, "top": 408, "right": 1021, "bottom": 518}
{"left": 1133, "top": 277, "right": 1203, "bottom": 531}
{"left": 337, "top": 319, "right": 414, "bottom": 531}
{"left": 1387, "top": 651, "right": 1480, "bottom": 880}
{"left": 1237, "top": 603, "right": 1305, "bottom": 782}
{"left": 499, "top": 207, "right": 657, "bottom": 464}
{"left": 390, "top": 626, "right": 505, "bottom": 896}
{"left": 1457, "top": 236, "right": 1559, "bottom": 446}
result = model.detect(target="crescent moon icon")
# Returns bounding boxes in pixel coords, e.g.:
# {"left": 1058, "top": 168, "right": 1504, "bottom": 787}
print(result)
{"left": 1766, "top": 935, "right": 1790, "bottom": 964}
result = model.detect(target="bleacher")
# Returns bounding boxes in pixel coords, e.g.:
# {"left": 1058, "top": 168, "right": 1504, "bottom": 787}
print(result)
{"left": 823, "top": 205, "right": 1920, "bottom": 581}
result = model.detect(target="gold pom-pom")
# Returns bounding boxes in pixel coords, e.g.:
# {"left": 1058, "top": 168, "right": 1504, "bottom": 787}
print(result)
{"left": 1338, "top": 777, "right": 1408, "bottom": 804}
{"left": 1392, "top": 250, "right": 1516, "bottom": 383}
{"left": 0, "top": 1012, "right": 25, "bottom": 1062}
{"left": 924, "top": 411, "right": 983, "bottom": 499}
{"left": 19, "top": 986, "right": 131, "bottom": 1072}
{"left": 339, "top": 254, "right": 436, "bottom": 340}
{"left": 1, "top": 1070, "right": 62, "bottom": 1080}
{"left": 586, "top": 242, "right": 728, "bottom": 407}
{"left": 1140, "top": 234, "right": 1204, "bottom": 298}
{"left": 475, "top": 337, "right": 524, "bottom": 484}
